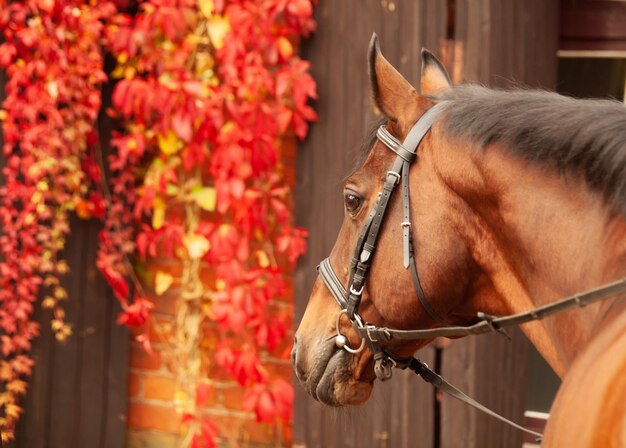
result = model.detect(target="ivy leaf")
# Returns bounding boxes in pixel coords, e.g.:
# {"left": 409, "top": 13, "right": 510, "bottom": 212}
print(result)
{"left": 158, "top": 131, "right": 181, "bottom": 155}
{"left": 198, "top": 0, "right": 214, "bottom": 19}
{"left": 183, "top": 234, "right": 210, "bottom": 259}
{"left": 152, "top": 198, "right": 166, "bottom": 230}
{"left": 206, "top": 16, "right": 230, "bottom": 50}
{"left": 191, "top": 187, "right": 216, "bottom": 211}
{"left": 154, "top": 271, "right": 173, "bottom": 295}
{"left": 171, "top": 112, "right": 193, "bottom": 143}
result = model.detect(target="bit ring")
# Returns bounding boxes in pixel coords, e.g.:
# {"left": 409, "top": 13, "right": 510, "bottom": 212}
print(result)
{"left": 335, "top": 309, "right": 366, "bottom": 354}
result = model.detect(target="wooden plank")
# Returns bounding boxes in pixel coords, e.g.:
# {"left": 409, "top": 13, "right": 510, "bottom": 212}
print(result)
{"left": 97, "top": 68, "right": 129, "bottom": 448}
{"left": 13, "top": 296, "right": 55, "bottom": 448}
{"left": 294, "top": 1, "right": 447, "bottom": 447}
{"left": 48, "top": 216, "right": 88, "bottom": 448}
{"left": 441, "top": 332, "right": 531, "bottom": 448}
{"left": 102, "top": 292, "right": 129, "bottom": 448}
{"left": 388, "top": 347, "right": 435, "bottom": 448}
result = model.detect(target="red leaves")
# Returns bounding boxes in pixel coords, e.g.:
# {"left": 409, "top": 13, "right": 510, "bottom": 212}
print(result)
{"left": 171, "top": 111, "right": 193, "bottom": 142}
{"left": 100, "top": 266, "right": 129, "bottom": 302}
{"left": 243, "top": 379, "right": 294, "bottom": 423}
{"left": 215, "top": 344, "right": 269, "bottom": 387}
{"left": 277, "top": 227, "right": 309, "bottom": 265}
{"left": 98, "top": 0, "right": 316, "bottom": 440}
{"left": 0, "top": 0, "right": 116, "bottom": 438}
{"left": 117, "top": 296, "right": 154, "bottom": 328}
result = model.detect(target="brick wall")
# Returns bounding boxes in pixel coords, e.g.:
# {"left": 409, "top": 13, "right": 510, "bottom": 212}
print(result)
{"left": 126, "top": 136, "right": 297, "bottom": 448}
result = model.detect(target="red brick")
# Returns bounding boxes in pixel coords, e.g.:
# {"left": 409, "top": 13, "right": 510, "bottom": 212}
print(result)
{"left": 143, "top": 375, "right": 176, "bottom": 401}
{"left": 128, "top": 372, "right": 142, "bottom": 398}
{"left": 242, "top": 419, "right": 279, "bottom": 444}
{"left": 127, "top": 402, "right": 179, "bottom": 432}
{"left": 205, "top": 358, "right": 233, "bottom": 381}
{"left": 207, "top": 414, "right": 277, "bottom": 444}
{"left": 221, "top": 385, "right": 246, "bottom": 410}
{"left": 278, "top": 135, "right": 297, "bottom": 161}
{"left": 129, "top": 344, "right": 162, "bottom": 371}
{"left": 150, "top": 292, "right": 179, "bottom": 317}
{"left": 264, "top": 362, "right": 292, "bottom": 379}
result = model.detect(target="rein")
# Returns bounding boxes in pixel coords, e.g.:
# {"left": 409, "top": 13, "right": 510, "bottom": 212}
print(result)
{"left": 317, "top": 100, "right": 626, "bottom": 440}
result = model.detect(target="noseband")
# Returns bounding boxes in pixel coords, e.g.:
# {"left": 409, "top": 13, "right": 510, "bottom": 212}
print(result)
{"left": 318, "top": 100, "right": 450, "bottom": 381}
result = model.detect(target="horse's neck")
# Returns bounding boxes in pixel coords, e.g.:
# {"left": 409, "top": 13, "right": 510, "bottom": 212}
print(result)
{"left": 435, "top": 138, "right": 626, "bottom": 376}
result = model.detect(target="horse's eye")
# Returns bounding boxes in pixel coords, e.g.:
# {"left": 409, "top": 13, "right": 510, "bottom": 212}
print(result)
{"left": 344, "top": 192, "right": 362, "bottom": 214}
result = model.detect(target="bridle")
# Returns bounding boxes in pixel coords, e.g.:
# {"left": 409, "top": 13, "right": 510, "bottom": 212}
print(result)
{"left": 318, "top": 100, "right": 450, "bottom": 380}
{"left": 316, "top": 99, "right": 626, "bottom": 439}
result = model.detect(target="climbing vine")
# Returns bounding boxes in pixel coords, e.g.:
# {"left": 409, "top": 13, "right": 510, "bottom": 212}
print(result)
{"left": 0, "top": 0, "right": 315, "bottom": 445}
{"left": 0, "top": 0, "right": 114, "bottom": 440}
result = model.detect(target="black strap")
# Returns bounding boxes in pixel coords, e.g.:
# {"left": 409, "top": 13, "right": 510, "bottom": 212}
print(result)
{"left": 404, "top": 357, "right": 543, "bottom": 440}
{"left": 409, "top": 252, "right": 450, "bottom": 325}
{"left": 360, "top": 276, "right": 626, "bottom": 341}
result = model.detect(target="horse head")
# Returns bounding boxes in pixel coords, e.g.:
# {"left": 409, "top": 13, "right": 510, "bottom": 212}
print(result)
{"left": 292, "top": 35, "right": 481, "bottom": 406}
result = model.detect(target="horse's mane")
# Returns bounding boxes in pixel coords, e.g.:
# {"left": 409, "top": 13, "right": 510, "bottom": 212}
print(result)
{"left": 440, "top": 85, "right": 626, "bottom": 214}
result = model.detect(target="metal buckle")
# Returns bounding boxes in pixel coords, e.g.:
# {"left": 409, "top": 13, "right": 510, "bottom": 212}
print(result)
{"left": 366, "top": 324, "right": 380, "bottom": 342}
{"left": 386, "top": 171, "right": 401, "bottom": 185}
{"left": 349, "top": 284, "right": 364, "bottom": 296}
{"left": 400, "top": 221, "right": 411, "bottom": 228}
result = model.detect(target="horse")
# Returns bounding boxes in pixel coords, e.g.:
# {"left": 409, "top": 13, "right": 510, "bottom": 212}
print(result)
{"left": 292, "top": 34, "right": 626, "bottom": 447}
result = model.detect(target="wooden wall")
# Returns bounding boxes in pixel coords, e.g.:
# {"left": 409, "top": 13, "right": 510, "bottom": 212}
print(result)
{"left": 294, "top": 1, "right": 558, "bottom": 447}
{"left": 12, "top": 219, "right": 129, "bottom": 448}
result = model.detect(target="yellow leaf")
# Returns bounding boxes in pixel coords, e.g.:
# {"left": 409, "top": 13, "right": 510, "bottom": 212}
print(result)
{"left": 157, "top": 131, "right": 181, "bottom": 156}
{"left": 207, "top": 16, "right": 230, "bottom": 50}
{"left": 154, "top": 271, "right": 174, "bottom": 295}
{"left": 256, "top": 250, "right": 270, "bottom": 268}
{"left": 54, "top": 286, "right": 68, "bottom": 300}
{"left": 277, "top": 36, "right": 293, "bottom": 58}
{"left": 24, "top": 213, "right": 35, "bottom": 225}
{"left": 0, "top": 362, "right": 12, "bottom": 381}
{"left": 191, "top": 187, "right": 216, "bottom": 211}
{"left": 5, "top": 404, "right": 21, "bottom": 419}
{"left": 7, "top": 380, "right": 27, "bottom": 395}
{"left": 124, "top": 66, "right": 136, "bottom": 80}
{"left": 152, "top": 198, "right": 165, "bottom": 230}
{"left": 183, "top": 234, "right": 210, "bottom": 259}
{"left": 31, "top": 192, "right": 42, "bottom": 205}
{"left": 56, "top": 260, "right": 69, "bottom": 274}
{"left": 42, "top": 297, "right": 56, "bottom": 308}
{"left": 198, "top": 0, "right": 213, "bottom": 18}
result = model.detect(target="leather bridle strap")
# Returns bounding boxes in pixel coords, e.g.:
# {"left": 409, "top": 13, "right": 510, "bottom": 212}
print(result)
{"left": 402, "top": 357, "right": 543, "bottom": 439}
{"left": 359, "top": 275, "right": 626, "bottom": 341}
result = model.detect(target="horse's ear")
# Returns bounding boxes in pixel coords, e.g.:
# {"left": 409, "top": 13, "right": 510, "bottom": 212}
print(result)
{"left": 420, "top": 49, "right": 452, "bottom": 95}
{"left": 368, "top": 33, "right": 421, "bottom": 126}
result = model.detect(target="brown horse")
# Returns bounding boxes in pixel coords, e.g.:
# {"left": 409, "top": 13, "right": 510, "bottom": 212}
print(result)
{"left": 292, "top": 35, "right": 626, "bottom": 447}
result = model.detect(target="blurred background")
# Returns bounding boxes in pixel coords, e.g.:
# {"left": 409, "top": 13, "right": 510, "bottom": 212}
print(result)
{"left": 1, "top": 0, "right": 625, "bottom": 447}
